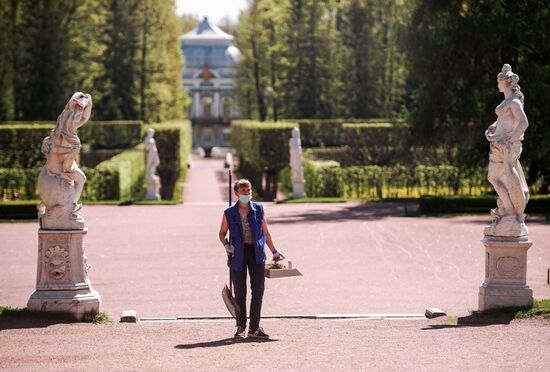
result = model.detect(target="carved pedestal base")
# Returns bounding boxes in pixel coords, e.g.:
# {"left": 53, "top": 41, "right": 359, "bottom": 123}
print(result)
{"left": 27, "top": 228, "right": 100, "bottom": 321}
{"left": 292, "top": 181, "right": 306, "bottom": 199}
{"left": 478, "top": 235, "right": 533, "bottom": 312}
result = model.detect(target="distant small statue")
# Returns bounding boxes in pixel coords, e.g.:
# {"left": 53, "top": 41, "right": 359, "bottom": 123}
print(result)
{"left": 38, "top": 92, "right": 92, "bottom": 230}
{"left": 289, "top": 127, "right": 306, "bottom": 198}
{"left": 484, "top": 64, "right": 529, "bottom": 237}
{"left": 144, "top": 128, "right": 161, "bottom": 200}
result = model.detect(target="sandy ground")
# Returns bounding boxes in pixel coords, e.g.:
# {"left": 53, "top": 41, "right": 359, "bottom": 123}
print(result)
{"left": 0, "top": 155, "right": 549, "bottom": 370}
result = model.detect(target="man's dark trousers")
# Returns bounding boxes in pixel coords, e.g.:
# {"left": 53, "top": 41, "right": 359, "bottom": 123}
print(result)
{"left": 232, "top": 243, "right": 265, "bottom": 330}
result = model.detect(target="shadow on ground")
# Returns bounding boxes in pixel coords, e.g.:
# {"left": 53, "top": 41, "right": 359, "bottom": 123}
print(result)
{"left": 421, "top": 312, "right": 515, "bottom": 330}
{"left": 0, "top": 315, "right": 75, "bottom": 331}
{"left": 175, "top": 337, "right": 278, "bottom": 349}
{"left": 268, "top": 202, "right": 416, "bottom": 224}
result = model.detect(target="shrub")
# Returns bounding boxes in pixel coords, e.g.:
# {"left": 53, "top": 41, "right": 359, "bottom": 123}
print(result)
{"left": 0, "top": 124, "right": 51, "bottom": 168}
{"left": 147, "top": 120, "right": 192, "bottom": 201}
{"left": 79, "top": 121, "right": 143, "bottom": 149}
{"left": 0, "top": 121, "right": 143, "bottom": 169}
{"left": 343, "top": 123, "right": 395, "bottom": 165}
{"left": 0, "top": 168, "right": 40, "bottom": 200}
{"left": 279, "top": 159, "right": 492, "bottom": 199}
{"left": 284, "top": 118, "right": 394, "bottom": 148}
{"left": 231, "top": 120, "right": 297, "bottom": 200}
{"left": 83, "top": 144, "right": 145, "bottom": 201}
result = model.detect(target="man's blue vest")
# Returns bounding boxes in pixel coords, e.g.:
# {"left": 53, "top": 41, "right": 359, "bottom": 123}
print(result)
{"left": 224, "top": 201, "right": 266, "bottom": 271}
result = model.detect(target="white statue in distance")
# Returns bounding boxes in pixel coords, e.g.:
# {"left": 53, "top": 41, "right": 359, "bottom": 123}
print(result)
{"left": 38, "top": 92, "right": 92, "bottom": 230}
{"left": 484, "top": 64, "right": 529, "bottom": 237}
{"left": 289, "top": 127, "right": 306, "bottom": 198}
{"left": 144, "top": 127, "right": 161, "bottom": 200}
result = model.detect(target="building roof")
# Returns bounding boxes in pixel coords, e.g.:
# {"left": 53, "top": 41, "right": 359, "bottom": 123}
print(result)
{"left": 182, "top": 17, "right": 233, "bottom": 45}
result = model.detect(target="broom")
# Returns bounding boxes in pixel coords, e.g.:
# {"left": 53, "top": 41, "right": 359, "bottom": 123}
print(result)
{"left": 221, "top": 169, "right": 239, "bottom": 318}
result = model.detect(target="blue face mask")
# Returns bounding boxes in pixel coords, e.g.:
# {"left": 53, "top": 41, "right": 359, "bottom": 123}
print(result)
{"left": 239, "top": 195, "right": 252, "bottom": 203}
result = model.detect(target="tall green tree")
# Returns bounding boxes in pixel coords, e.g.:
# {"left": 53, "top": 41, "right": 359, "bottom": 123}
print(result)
{"left": 406, "top": 0, "right": 550, "bottom": 191}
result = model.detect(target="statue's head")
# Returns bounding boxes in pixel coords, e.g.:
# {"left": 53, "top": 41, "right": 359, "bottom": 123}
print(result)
{"left": 68, "top": 92, "right": 91, "bottom": 110}
{"left": 497, "top": 64, "right": 519, "bottom": 91}
{"left": 146, "top": 128, "right": 155, "bottom": 137}
{"left": 291, "top": 127, "right": 300, "bottom": 139}
{"left": 497, "top": 64, "right": 523, "bottom": 102}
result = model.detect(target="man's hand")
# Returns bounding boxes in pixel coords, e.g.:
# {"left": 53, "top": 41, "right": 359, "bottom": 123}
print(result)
{"left": 224, "top": 243, "right": 235, "bottom": 255}
{"left": 272, "top": 251, "right": 284, "bottom": 261}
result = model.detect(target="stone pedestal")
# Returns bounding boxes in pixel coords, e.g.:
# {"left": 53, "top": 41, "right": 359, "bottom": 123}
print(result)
{"left": 478, "top": 235, "right": 533, "bottom": 312}
{"left": 27, "top": 228, "right": 100, "bottom": 320}
{"left": 292, "top": 181, "right": 306, "bottom": 199}
{"left": 145, "top": 179, "right": 161, "bottom": 200}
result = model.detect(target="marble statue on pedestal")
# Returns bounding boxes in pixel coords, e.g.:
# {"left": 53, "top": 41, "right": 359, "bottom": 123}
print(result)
{"left": 484, "top": 64, "right": 530, "bottom": 237}
{"left": 144, "top": 128, "right": 161, "bottom": 200}
{"left": 479, "top": 64, "right": 533, "bottom": 312}
{"left": 289, "top": 127, "right": 306, "bottom": 198}
{"left": 38, "top": 92, "right": 92, "bottom": 230}
{"left": 29, "top": 92, "right": 100, "bottom": 320}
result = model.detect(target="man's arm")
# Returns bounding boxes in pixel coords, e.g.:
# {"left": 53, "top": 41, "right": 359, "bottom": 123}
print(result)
{"left": 262, "top": 216, "right": 277, "bottom": 254}
{"left": 219, "top": 213, "right": 229, "bottom": 246}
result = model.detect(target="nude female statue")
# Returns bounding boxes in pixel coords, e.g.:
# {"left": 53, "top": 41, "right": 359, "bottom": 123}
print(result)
{"left": 484, "top": 64, "right": 529, "bottom": 237}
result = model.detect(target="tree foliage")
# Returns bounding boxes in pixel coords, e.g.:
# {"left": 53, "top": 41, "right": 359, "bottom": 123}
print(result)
{"left": 406, "top": 0, "right": 550, "bottom": 191}
{"left": 0, "top": 0, "right": 187, "bottom": 123}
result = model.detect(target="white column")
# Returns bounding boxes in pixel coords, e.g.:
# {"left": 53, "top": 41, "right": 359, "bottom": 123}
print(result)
{"left": 213, "top": 91, "right": 220, "bottom": 119}
{"left": 193, "top": 92, "right": 200, "bottom": 118}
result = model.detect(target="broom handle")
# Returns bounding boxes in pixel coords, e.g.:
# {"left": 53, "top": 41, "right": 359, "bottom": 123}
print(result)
{"left": 228, "top": 169, "right": 232, "bottom": 292}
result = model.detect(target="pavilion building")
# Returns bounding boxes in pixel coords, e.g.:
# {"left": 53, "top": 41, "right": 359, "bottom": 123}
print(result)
{"left": 181, "top": 17, "right": 241, "bottom": 155}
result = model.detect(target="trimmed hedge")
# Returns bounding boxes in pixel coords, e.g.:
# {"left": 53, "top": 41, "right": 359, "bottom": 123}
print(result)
{"left": 0, "top": 168, "right": 39, "bottom": 200}
{"left": 0, "top": 201, "right": 39, "bottom": 219}
{"left": 231, "top": 120, "right": 297, "bottom": 200}
{"left": 285, "top": 118, "right": 394, "bottom": 148}
{"left": 82, "top": 144, "right": 145, "bottom": 201}
{"left": 279, "top": 160, "right": 492, "bottom": 199}
{"left": 79, "top": 121, "right": 143, "bottom": 149}
{"left": 343, "top": 123, "right": 394, "bottom": 165}
{"left": 420, "top": 195, "right": 550, "bottom": 214}
{"left": 0, "top": 124, "right": 51, "bottom": 168}
{"left": 0, "top": 121, "right": 143, "bottom": 169}
{"left": 147, "top": 120, "right": 192, "bottom": 201}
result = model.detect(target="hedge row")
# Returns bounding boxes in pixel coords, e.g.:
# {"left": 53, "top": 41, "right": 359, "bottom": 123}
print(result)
{"left": 419, "top": 195, "right": 550, "bottom": 214}
{"left": 82, "top": 144, "right": 145, "bottom": 201}
{"left": 0, "top": 121, "right": 143, "bottom": 168}
{"left": 343, "top": 123, "right": 395, "bottom": 165}
{"left": 286, "top": 118, "right": 394, "bottom": 148}
{"left": 0, "top": 120, "right": 191, "bottom": 202}
{"left": 231, "top": 120, "right": 297, "bottom": 200}
{"left": 279, "top": 160, "right": 492, "bottom": 199}
{"left": 147, "top": 120, "right": 192, "bottom": 200}
{"left": 1, "top": 146, "right": 145, "bottom": 201}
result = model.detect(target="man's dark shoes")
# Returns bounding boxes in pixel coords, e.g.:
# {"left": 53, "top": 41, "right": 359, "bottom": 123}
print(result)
{"left": 234, "top": 326, "right": 246, "bottom": 338}
{"left": 248, "top": 327, "right": 269, "bottom": 339}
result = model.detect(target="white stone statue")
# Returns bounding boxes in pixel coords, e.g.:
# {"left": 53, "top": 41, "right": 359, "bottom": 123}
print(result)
{"left": 289, "top": 127, "right": 306, "bottom": 198}
{"left": 484, "top": 64, "right": 530, "bottom": 237}
{"left": 37, "top": 92, "right": 92, "bottom": 230}
{"left": 144, "top": 128, "right": 161, "bottom": 200}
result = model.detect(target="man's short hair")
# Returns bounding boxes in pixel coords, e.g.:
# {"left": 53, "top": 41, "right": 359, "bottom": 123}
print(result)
{"left": 233, "top": 179, "right": 252, "bottom": 192}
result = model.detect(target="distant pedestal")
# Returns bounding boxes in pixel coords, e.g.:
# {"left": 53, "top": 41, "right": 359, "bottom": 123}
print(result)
{"left": 292, "top": 181, "right": 306, "bottom": 199}
{"left": 27, "top": 228, "right": 100, "bottom": 321}
{"left": 478, "top": 235, "right": 533, "bottom": 312}
{"left": 145, "top": 179, "right": 161, "bottom": 200}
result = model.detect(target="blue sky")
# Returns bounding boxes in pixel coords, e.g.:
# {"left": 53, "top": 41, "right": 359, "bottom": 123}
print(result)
{"left": 175, "top": 0, "right": 249, "bottom": 24}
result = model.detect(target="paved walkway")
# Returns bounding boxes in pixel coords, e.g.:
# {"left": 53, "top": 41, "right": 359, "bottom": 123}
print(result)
{"left": 1, "top": 155, "right": 549, "bottom": 370}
